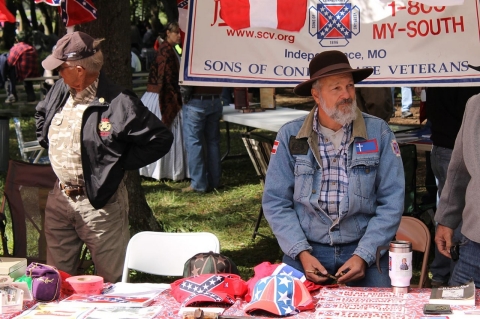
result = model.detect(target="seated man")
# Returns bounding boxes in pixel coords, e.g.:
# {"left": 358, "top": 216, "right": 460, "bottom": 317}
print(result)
{"left": 6, "top": 31, "right": 40, "bottom": 103}
{"left": 262, "top": 50, "right": 405, "bottom": 287}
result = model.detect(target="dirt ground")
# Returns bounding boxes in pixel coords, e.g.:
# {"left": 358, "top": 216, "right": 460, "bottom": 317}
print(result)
{"left": 274, "top": 88, "right": 430, "bottom": 207}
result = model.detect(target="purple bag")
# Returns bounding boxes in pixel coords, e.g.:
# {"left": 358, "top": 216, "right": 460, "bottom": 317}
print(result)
{"left": 25, "top": 262, "right": 62, "bottom": 301}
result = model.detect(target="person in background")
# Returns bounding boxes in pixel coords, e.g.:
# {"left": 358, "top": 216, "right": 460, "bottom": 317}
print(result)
{"left": 5, "top": 31, "right": 40, "bottom": 103}
{"left": 427, "top": 85, "right": 480, "bottom": 287}
{"left": 131, "top": 49, "right": 142, "bottom": 73}
{"left": 182, "top": 80, "right": 224, "bottom": 191}
{"left": 355, "top": 87, "right": 393, "bottom": 122}
{"left": 35, "top": 31, "right": 173, "bottom": 283}
{"left": 262, "top": 50, "right": 404, "bottom": 286}
{"left": 140, "top": 22, "right": 188, "bottom": 181}
{"left": 400, "top": 87, "right": 413, "bottom": 118}
{"left": 142, "top": 21, "right": 157, "bottom": 49}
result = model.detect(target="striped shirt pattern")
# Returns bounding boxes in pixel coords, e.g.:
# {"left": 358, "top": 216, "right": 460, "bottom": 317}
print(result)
{"left": 313, "top": 107, "right": 352, "bottom": 221}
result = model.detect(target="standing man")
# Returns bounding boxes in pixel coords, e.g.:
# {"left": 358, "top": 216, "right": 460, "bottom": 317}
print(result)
{"left": 434, "top": 64, "right": 480, "bottom": 287}
{"left": 262, "top": 50, "right": 404, "bottom": 286}
{"left": 6, "top": 31, "right": 40, "bottom": 103}
{"left": 182, "top": 86, "right": 223, "bottom": 192}
{"left": 35, "top": 31, "right": 173, "bottom": 283}
{"left": 427, "top": 86, "right": 480, "bottom": 287}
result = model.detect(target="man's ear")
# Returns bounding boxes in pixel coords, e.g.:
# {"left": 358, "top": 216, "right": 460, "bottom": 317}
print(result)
{"left": 75, "top": 65, "right": 86, "bottom": 76}
{"left": 311, "top": 87, "right": 321, "bottom": 105}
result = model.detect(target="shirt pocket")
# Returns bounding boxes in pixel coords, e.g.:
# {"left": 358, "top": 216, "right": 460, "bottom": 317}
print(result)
{"left": 70, "top": 122, "right": 82, "bottom": 155}
{"left": 293, "top": 161, "right": 315, "bottom": 201}
{"left": 350, "top": 158, "right": 379, "bottom": 199}
{"left": 48, "top": 113, "right": 64, "bottom": 147}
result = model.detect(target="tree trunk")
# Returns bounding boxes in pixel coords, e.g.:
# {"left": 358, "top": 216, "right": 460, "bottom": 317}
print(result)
{"left": 29, "top": 0, "right": 38, "bottom": 29}
{"left": 3, "top": 0, "right": 17, "bottom": 49}
{"left": 76, "top": 0, "right": 163, "bottom": 234}
{"left": 17, "top": 3, "right": 30, "bottom": 33}
{"left": 38, "top": 3, "right": 54, "bottom": 35}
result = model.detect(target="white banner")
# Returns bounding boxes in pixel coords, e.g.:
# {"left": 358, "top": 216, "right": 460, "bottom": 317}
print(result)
{"left": 180, "top": 0, "right": 480, "bottom": 87}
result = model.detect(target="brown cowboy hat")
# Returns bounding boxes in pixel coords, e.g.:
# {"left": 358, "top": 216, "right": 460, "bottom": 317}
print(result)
{"left": 294, "top": 50, "right": 373, "bottom": 96}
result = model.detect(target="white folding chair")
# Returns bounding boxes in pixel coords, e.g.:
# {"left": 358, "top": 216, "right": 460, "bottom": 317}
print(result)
{"left": 121, "top": 231, "right": 220, "bottom": 282}
{"left": 13, "top": 118, "right": 48, "bottom": 164}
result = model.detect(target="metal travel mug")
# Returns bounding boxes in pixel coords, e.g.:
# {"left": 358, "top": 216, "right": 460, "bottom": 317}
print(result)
{"left": 376, "top": 240, "right": 412, "bottom": 293}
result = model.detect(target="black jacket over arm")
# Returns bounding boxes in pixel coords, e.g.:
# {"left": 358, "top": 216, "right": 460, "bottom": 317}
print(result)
{"left": 35, "top": 72, "right": 173, "bottom": 209}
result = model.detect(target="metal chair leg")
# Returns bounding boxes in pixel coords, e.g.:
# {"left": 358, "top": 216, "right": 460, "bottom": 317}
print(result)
{"left": 252, "top": 206, "right": 266, "bottom": 240}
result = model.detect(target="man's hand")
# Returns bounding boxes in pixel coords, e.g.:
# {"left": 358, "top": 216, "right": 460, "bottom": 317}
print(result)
{"left": 298, "top": 251, "right": 330, "bottom": 283}
{"left": 435, "top": 224, "right": 454, "bottom": 258}
{"left": 335, "top": 255, "right": 366, "bottom": 284}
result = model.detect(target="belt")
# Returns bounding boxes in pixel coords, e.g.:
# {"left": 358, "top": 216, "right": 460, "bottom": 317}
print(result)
{"left": 60, "top": 183, "right": 85, "bottom": 197}
{"left": 191, "top": 94, "right": 221, "bottom": 100}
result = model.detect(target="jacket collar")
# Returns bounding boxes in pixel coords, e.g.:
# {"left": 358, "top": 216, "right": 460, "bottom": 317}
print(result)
{"left": 94, "top": 72, "right": 124, "bottom": 104}
{"left": 296, "top": 106, "right": 368, "bottom": 141}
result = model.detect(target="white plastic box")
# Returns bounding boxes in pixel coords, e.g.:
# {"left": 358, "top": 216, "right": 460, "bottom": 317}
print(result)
{"left": 0, "top": 285, "right": 23, "bottom": 314}
{"left": 0, "top": 258, "right": 27, "bottom": 280}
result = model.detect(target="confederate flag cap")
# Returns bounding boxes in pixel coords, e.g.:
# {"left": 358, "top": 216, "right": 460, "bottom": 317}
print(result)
{"left": 245, "top": 262, "right": 323, "bottom": 302}
{"left": 183, "top": 251, "right": 239, "bottom": 277}
{"left": 42, "top": 31, "right": 101, "bottom": 70}
{"left": 244, "top": 274, "right": 314, "bottom": 316}
{"left": 170, "top": 273, "right": 247, "bottom": 307}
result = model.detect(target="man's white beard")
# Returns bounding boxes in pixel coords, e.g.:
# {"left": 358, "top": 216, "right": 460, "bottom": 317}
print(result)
{"left": 319, "top": 96, "right": 357, "bottom": 126}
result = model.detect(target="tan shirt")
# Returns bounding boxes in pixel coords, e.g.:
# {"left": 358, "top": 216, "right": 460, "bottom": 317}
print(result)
{"left": 48, "top": 79, "right": 98, "bottom": 186}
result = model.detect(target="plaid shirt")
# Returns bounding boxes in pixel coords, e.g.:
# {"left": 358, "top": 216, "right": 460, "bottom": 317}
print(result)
{"left": 7, "top": 42, "right": 39, "bottom": 81}
{"left": 313, "top": 108, "right": 352, "bottom": 221}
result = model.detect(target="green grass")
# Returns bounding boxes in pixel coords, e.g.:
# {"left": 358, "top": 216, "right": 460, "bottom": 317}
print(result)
{"left": 0, "top": 116, "right": 428, "bottom": 285}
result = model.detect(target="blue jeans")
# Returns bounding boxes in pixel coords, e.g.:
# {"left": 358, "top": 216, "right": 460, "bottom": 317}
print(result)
{"left": 282, "top": 241, "right": 391, "bottom": 287}
{"left": 182, "top": 97, "right": 223, "bottom": 192}
{"left": 450, "top": 235, "right": 480, "bottom": 288}
{"left": 430, "top": 146, "right": 460, "bottom": 283}
{"left": 401, "top": 87, "right": 412, "bottom": 112}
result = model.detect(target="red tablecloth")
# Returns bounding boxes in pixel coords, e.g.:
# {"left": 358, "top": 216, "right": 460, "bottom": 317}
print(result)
{"left": 4, "top": 287, "right": 480, "bottom": 318}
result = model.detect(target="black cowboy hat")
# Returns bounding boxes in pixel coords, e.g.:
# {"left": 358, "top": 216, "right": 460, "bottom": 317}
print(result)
{"left": 294, "top": 50, "right": 373, "bottom": 97}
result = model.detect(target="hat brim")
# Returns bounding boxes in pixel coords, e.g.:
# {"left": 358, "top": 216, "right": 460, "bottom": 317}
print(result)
{"left": 244, "top": 300, "right": 287, "bottom": 315}
{"left": 293, "top": 68, "right": 373, "bottom": 97}
{"left": 468, "top": 64, "right": 480, "bottom": 72}
{"left": 42, "top": 55, "right": 64, "bottom": 71}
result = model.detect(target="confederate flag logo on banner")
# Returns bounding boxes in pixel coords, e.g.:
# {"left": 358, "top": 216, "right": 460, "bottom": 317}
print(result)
{"left": 34, "top": 0, "right": 61, "bottom": 5}
{"left": 60, "top": 0, "right": 97, "bottom": 27}
{"left": 219, "top": 0, "right": 307, "bottom": 31}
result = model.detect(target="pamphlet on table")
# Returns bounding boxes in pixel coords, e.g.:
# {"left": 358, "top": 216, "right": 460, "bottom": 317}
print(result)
{"left": 429, "top": 280, "right": 475, "bottom": 305}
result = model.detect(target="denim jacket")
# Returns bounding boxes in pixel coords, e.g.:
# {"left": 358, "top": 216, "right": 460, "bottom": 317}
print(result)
{"left": 262, "top": 107, "right": 404, "bottom": 266}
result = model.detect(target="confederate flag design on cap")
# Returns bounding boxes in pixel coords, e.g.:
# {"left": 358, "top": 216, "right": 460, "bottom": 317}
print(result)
{"left": 170, "top": 273, "right": 247, "bottom": 306}
{"left": 219, "top": 0, "right": 307, "bottom": 31}
{"left": 244, "top": 274, "right": 314, "bottom": 316}
{"left": 245, "top": 262, "right": 325, "bottom": 302}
